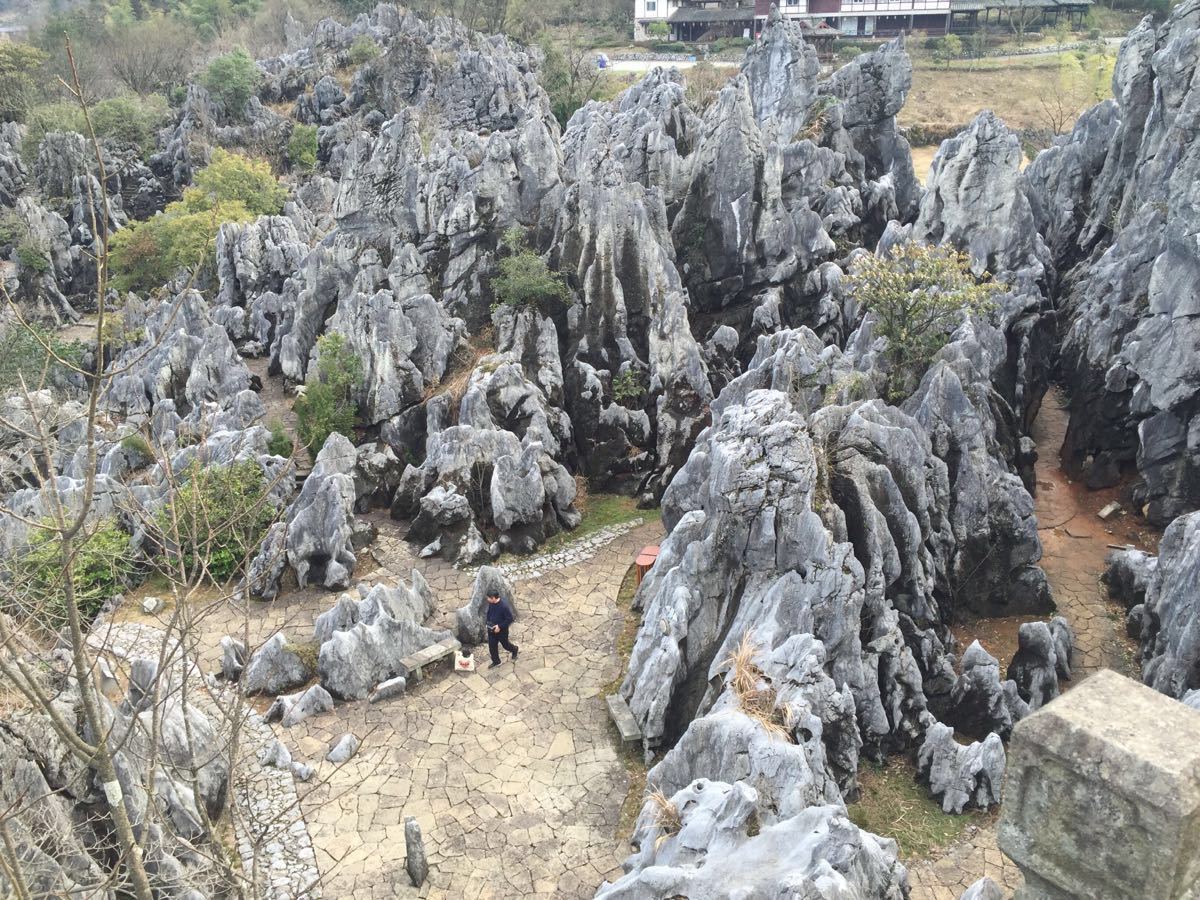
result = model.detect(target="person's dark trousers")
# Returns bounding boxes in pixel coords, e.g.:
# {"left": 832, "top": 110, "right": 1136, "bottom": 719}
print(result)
{"left": 488, "top": 626, "right": 518, "bottom": 664}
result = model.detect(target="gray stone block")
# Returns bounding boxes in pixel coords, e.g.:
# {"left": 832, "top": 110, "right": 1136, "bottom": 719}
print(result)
{"left": 998, "top": 669, "right": 1200, "bottom": 900}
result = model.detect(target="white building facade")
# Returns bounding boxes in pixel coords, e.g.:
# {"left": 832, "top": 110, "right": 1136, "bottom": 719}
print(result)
{"left": 634, "top": 0, "right": 952, "bottom": 40}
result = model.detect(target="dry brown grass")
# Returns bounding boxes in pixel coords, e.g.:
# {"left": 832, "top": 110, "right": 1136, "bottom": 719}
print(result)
{"left": 573, "top": 474, "right": 590, "bottom": 516}
{"left": 649, "top": 786, "right": 682, "bottom": 849}
{"left": 423, "top": 327, "right": 496, "bottom": 414}
{"left": 723, "top": 633, "right": 794, "bottom": 743}
{"left": 900, "top": 52, "right": 1115, "bottom": 141}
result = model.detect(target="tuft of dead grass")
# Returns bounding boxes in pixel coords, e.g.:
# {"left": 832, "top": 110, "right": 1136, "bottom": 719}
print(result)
{"left": 648, "top": 786, "right": 682, "bottom": 849}
{"left": 423, "top": 327, "right": 496, "bottom": 415}
{"left": 722, "top": 633, "right": 794, "bottom": 743}
{"left": 573, "top": 474, "right": 590, "bottom": 516}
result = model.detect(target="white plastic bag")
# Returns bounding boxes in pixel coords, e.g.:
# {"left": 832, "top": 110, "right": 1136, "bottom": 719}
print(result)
{"left": 455, "top": 650, "right": 476, "bottom": 673}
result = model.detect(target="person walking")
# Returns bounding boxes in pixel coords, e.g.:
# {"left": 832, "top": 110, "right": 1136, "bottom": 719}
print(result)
{"left": 485, "top": 588, "right": 519, "bottom": 669}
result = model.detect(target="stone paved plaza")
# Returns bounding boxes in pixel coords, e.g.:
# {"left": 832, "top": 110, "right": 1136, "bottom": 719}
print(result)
{"left": 193, "top": 518, "right": 662, "bottom": 898}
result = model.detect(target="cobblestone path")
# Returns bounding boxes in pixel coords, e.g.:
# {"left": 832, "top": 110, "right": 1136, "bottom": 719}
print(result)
{"left": 200, "top": 518, "right": 664, "bottom": 899}
{"left": 908, "top": 387, "right": 1157, "bottom": 899}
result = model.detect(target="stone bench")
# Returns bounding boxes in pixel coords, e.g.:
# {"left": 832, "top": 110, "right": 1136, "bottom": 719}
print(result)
{"left": 606, "top": 693, "right": 642, "bottom": 743}
{"left": 999, "top": 669, "right": 1200, "bottom": 900}
{"left": 397, "top": 637, "right": 461, "bottom": 684}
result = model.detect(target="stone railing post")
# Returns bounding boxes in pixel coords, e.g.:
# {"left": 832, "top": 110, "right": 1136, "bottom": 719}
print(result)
{"left": 998, "top": 669, "right": 1200, "bottom": 899}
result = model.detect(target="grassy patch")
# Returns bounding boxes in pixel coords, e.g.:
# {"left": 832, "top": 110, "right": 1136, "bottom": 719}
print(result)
{"left": 603, "top": 564, "right": 640, "bottom": 697}
{"left": 901, "top": 49, "right": 1115, "bottom": 136}
{"left": 848, "top": 757, "right": 992, "bottom": 860}
{"left": 615, "top": 740, "right": 649, "bottom": 841}
{"left": 499, "top": 493, "right": 644, "bottom": 565}
{"left": 605, "top": 563, "right": 649, "bottom": 841}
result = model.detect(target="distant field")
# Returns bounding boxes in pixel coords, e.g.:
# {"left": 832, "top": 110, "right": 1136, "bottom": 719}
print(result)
{"left": 901, "top": 49, "right": 1117, "bottom": 139}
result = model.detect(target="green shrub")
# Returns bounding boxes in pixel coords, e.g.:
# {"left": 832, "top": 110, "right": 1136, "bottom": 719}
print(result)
{"left": 0, "top": 43, "right": 47, "bottom": 123}
{"left": 287, "top": 123, "right": 319, "bottom": 172}
{"left": 160, "top": 460, "right": 276, "bottom": 581}
{"left": 203, "top": 48, "right": 260, "bottom": 121}
{"left": 295, "top": 333, "right": 362, "bottom": 452}
{"left": 932, "top": 34, "right": 962, "bottom": 69}
{"left": 189, "top": 148, "right": 286, "bottom": 216}
{"left": 491, "top": 229, "right": 569, "bottom": 311}
{"left": 90, "top": 94, "right": 170, "bottom": 156}
{"left": 8, "top": 520, "right": 135, "bottom": 629}
{"left": 347, "top": 35, "right": 381, "bottom": 65}
{"left": 612, "top": 368, "right": 646, "bottom": 405}
{"left": 846, "top": 242, "right": 1000, "bottom": 401}
{"left": 266, "top": 419, "right": 294, "bottom": 457}
{"left": 22, "top": 94, "right": 169, "bottom": 161}
{"left": 121, "top": 433, "right": 154, "bottom": 461}
{"left": 16, "top": 241, "right": 49, "bottom": 273}
{"left": 647, "top": 21, "right": 670, "bottom": 39}
{"left": 0, "top": 324, "right": 82, "bottom": 395}
{"left": 109, "top": 149, "right": 284, "bottom": 293}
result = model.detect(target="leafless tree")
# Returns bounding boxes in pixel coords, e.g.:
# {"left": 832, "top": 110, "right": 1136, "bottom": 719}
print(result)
{"left": 104, "top": 20, "right": 194, "bottom": 96}
{"left": 0, "top": 41, "right": 391, "bottom": 899}
{"left": 1005, "top": 0, "right": 1044, "bottom": 48}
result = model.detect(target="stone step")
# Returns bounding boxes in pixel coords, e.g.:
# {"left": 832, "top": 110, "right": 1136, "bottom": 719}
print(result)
{"left": 605, "top": 693, "right": 642, "bottom": 743}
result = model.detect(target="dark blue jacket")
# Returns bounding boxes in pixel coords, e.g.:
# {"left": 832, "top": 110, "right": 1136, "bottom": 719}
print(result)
{"left": 486, "top": 597, "right": 515, "bottom": 629}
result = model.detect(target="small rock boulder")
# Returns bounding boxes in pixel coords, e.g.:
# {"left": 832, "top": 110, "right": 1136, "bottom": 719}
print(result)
{"left": 241, "top": 633, "right": 313, "bottom": 695}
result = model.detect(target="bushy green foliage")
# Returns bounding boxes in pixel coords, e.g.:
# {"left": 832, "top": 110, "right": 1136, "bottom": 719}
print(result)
{"left": 109, "top": 149, "right": 284, "bottom": 293}
{"left": 189, "top": 148, "right": 286, "bottom": 215}
{"left": 16, "top": 242, "right": 50, "bottom": 273}
{"left": 9, "top": 520, "right": 135, "bottom": 629}
{"left": 22, "top": 94, "right": 170, "bottom": 161}
{"left": 203, "top": 48, "right": 260, "bottom": 120}
{"left": 646, "top": 21, "right": 670, "bottom": 38}
{"left": 347, "top": 35, "right": 381, "bottom": 65}
{"left": 491, "top": 229, "right": 570, "bottom": 311}
{"left": 161, "top": 460, "right": 275, "bottom": 581}
{"left": 612, "top": 368, "right": 646, "bottom": 405}
{"left": 121, "top": 433, "right": 154, "bottom": 461}
{"left": 295, "top": 333, "right": 362, "bottom": 452}
{"left": 287, "top": 123, "right": 319, "bottom": 172}
{"left": 0, "top": 325, "right": 83, "bottom": 396}
{"left": 932, "top": 34, "right": 962, "bottom": 69}
{"left": 847, "top": 242, "right": 1000, "bottom": 401}
{"left": 0, "top": 43, "right": 47, "bottom": 123}
{"left": 266, "top": 419, "right": 294, "bottom": 457}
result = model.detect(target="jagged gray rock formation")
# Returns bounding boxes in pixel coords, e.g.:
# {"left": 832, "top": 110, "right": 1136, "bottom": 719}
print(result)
{"left": 914, "top": 110, "right": 1051, "bottom": 286}
{"left": 1133, "top": 510, "right": 1200, "bottom": 698}
{"left": 960, "top": 877, "right": 1005, "bottom": 900}
{"left": 1007, "top": 619, "right": 1074, "bottom": 710}
{"left": 595, "top": 780, "right": 908, "bottom": 899}
{"left": 266, "top": 683, "right": 334, "bottom": 727}
{"left": 917, "top": 721, "right": 1005, "bottom": 814}
{"left": 0, "top": 652, "right": 231, "bottom": 897}
{"left": 313, "top": 571, "right": 449, "bottom": 700}
{"left": 945, "top": 641, "right": 1030, "bottom": 740}
{"left": 1104, "top": 546, "right": 1158, "bottom": 611}
{"left": 241, "top": 632, "right": 313, "bottom": 695}
{"left": 248, "top": 433, "right": 358, "bottom": 597}
{"left": 1029, "top": 0, "right": 1200, "bottom": 522}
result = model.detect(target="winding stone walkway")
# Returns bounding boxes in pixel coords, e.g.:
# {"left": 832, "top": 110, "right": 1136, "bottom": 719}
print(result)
{"left": 908, "top": 387, "right": 1157, "bottom": 899}
{"left": 198, "top": 517, "right": 663, "bottom": 898}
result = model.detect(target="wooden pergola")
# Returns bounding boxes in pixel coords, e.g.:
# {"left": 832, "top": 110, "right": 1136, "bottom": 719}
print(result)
{"left": 948, "top": 0, "right": 1093, "bottom": 32}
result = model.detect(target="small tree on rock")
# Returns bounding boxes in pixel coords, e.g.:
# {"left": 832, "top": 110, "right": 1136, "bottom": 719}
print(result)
{"left": 847, "top": 242, "right": 1001, "bottom": 401}
{"left": 295, "top": 333, "right": 363, "bottom": 452}
{"left": 203, "top": 48, "right": 260, "bottom": 121}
